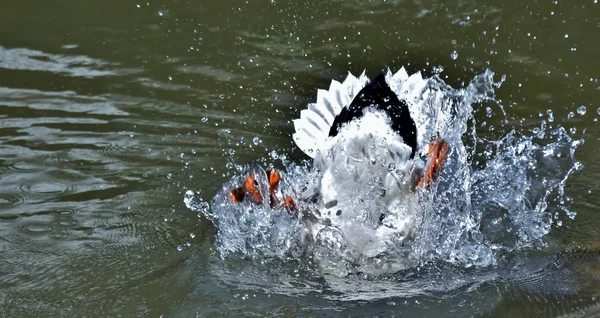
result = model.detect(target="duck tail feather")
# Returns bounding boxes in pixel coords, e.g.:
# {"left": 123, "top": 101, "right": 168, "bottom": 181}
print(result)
{"left": 293, "top": 71, "right": 370, "bottom": 158}
{"left": 293, "top": 68, "right": 430, "bottom": 159}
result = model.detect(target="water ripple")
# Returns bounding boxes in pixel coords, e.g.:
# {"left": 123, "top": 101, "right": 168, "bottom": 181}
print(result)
{"left": 0, "top": 46, "right": 140, "bottom": 78}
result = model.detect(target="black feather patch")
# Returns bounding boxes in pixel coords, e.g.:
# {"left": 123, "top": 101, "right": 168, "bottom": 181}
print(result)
{"left": 328, "top": 73, "right": 418, "bottom": 158}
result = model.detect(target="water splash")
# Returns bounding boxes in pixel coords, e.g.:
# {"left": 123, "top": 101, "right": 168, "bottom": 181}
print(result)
{"left": 191, "top": 163, "right": 308, "bottom": 258}
{"left": 186, "top": 69, "right": 582, "bottom": 280}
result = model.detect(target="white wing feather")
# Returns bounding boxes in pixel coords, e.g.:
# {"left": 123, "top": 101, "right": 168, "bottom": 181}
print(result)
{"left": 293, "top": 68, "right": 431, "bottom": 158}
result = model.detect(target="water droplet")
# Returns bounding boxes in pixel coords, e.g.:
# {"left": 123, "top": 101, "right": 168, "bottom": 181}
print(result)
{"left": 252, "top": 136, "right": 261, "bottom": 145}
{"left": 486, "top": 107, "right": 493, "bottom": 117}
{"left": 270, "top": 150, "right": 279, "bottom": 160}
{"left": 201, "top": 117, "right": 208, "bottom": 123}
{"left": 567, "top": 111, "right": 575, "bottom": 119}
{"left": 570, "top": 127, "right": 577, "bottom": 134}
{"left": 218, "top": 128, "right": 231, "bottom": 136}
{"left": 597, "top": 107, "right": 600, "bottom": 115}
{"left": 190, "top": 233, "right": 196, "bottom": 239}
{"left": 184, "top": 190, "right": 210, "bottom": 215}
{"left": 450, "top": 50, "right": 459, "bottom": 60}
{"left": 577, "top": 105, "right": 587, "bottom": 115}
{"left": 166, "top": 173, "right": 173, "bottom": 180}
{"left": 564, "top": 34, "right": 569, "bottom": 38}
{"left": 546, "top": 109, "right": 555, "bottom": 122}
{"left": 176, "top": 245, "right": 183, "bottom": 252}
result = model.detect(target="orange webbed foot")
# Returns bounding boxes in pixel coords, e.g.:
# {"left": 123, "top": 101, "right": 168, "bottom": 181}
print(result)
{"left": 228, "top": 174, "right": 264, "bottom": 205}
{"left": 283, "top": 196, "right": 297, "bottom": 210}
{"left": 419, "top": 137, "right": 449, "bottom": 189}
{"left": 266, "top": 170, "right": 296, "bottom": 211}
{"left": 229, "top": 168, "right": 296, "bottom": 211}
{"left": 229, "top": 187, "right": 246, "bottom": 203}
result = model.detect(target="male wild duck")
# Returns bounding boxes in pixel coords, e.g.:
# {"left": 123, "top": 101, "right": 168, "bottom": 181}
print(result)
{"left": 229, "top": 68, "right": 448, "bottom": 257}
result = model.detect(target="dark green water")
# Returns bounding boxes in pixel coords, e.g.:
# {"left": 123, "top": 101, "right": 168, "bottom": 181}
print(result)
{"left": 1, "top": 0, "right": 600, "bottom": 316}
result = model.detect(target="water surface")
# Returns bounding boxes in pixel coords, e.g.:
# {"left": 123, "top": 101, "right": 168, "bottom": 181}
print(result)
{"left": 1, "top": 0, "right": 600, "bottom": 316}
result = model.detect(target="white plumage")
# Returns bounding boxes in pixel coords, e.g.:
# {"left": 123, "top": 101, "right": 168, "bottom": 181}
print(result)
{"left": 293, "top": 67, "right": 433, "bottom": 258}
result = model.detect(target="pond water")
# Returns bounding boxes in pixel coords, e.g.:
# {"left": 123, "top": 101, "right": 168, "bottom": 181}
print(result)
{"left": 1, "top": 0, "right": 600, "bottom": 317}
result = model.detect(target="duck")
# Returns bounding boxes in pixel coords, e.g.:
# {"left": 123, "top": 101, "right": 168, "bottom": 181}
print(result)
{"left": 229, "top": 67, "right": 449, "bottom": 258}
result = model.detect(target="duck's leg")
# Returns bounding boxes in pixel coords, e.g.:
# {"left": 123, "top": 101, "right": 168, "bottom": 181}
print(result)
{"left": 228, "top": 175, "right": 264, "bottom": 205}
{"left": 267, "top": 170, "right": 296, "bottom": 210}
{"left": 418, "top": 137, "right": 449, "bottom": 189}
{"left": 228, "top": 169, "right": 296, "bottom": 210}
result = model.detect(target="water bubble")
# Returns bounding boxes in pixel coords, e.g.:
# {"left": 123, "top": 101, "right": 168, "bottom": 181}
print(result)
{"left": 564, "top": 34, "right": 569, "bottom": 38}
{"left": 176, "top": 245, "right": 183, "bottom": 252}
{"left": 570, "top": 127, "right": 577, "bottom": 134}
{"left": 253, "top": 136, "right": 261, "bottom": 145}
{"left": 547, "top": 109, "right": 555, "bottom": 122}
{"left": 577, "top": 105, "right": 587, "bottom": 115}
{"left": 567, "top": 111, "right": 575, "bottom": 119}
{"left": 270, "top": 150, "right": 279, "bottom": 160}
{"left": 450, "top": 50, "right": 459, "bottom": 60}
{"left": 218, "top": 128, "right": 231, "bottom": 136}
{"left": 201, "top": 117, "right": 208, "bottom": 123}
{"left": 486, "top": 107, "right": 493, "bottom": 117}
